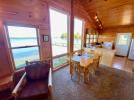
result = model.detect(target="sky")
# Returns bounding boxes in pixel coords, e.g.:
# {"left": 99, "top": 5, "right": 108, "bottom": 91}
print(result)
{"left": 74, "top": 18, "right": 83, "bottom": 34}
{"left": 49, "top": 8, "right": 83, "bottom": 37}
{"left": 8, "top": 26, "right": 37, "bottom": 38}
{"left": 49, "top": 8, "right": 68, "bottom": 37}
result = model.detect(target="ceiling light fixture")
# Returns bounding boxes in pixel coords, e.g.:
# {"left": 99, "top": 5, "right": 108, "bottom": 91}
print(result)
{"left": 94, "top": 15, "right": 98, "bottom": 19}
{"left": 96, "top": 19, "right": 99, "bottom": 22}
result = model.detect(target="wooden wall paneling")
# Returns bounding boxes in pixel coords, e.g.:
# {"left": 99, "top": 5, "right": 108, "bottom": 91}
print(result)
{"left": 98, "top": 25, "right": 134, "bottom": 44}
{"left": 0, "top": 21, "right": 13, "bottom": 78}
{"left": 46, "top": 0, "right": 71, "bottom": 13}
{"left": 69, "top": 0, "right": 74, "bottom": 54}
{"left": 39, "top": 26, "right": 52, "bottom": 60}
{"left": 0, "top": 0, "right": 95, "bottom": 78}
{"left": 0, "top": 0, "right": 53, "bottom": 76}
{"left": 0, "top": 0, "right": 49, "bottom": 26}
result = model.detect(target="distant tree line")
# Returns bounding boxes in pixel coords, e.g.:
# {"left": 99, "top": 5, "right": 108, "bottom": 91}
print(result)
{"left": 61, "top": 33, "right": 81, "bottom": 39}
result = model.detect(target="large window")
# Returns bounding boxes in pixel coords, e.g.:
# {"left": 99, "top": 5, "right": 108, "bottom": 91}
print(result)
{"left": 7, "top": 26, "right": 40, "bottom": 69}
{"left": 73, "top": 18, "right": 83, "bottom": 51}
{"left": 49, "top": 8, "right": 68, "bottom": 68}
{"left": 118, "top": 35, "right": 128, "bottom": 45}
{"left": 85, "top": 29, "right": 98, "bottom": 47}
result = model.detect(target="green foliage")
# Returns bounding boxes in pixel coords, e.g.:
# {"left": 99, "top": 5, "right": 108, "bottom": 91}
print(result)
{"left": 74, "top": 33, "right": 81, "bottom": 40}
{"left": 60, "top": 32, "right": 81, "bottom": 40}
{"left": 61, "top": 33, "right": 67, "bottom": 39}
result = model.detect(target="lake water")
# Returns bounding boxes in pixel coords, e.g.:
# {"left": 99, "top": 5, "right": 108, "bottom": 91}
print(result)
{"left": 10, "top": 38, "right": 39, "bottom": 69}
{"left": 10, "top": 38, "right": 81, "bottom": 69}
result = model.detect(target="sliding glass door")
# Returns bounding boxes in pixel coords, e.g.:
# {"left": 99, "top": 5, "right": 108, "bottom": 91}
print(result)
{"left": 49, "top": 8, "right": 68, "bottom": 69}
{"left": 7, "top": 26, "right": 40, "bottom": 69}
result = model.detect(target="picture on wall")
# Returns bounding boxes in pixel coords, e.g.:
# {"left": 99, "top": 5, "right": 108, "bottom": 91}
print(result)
{"left": 43, "top": 35, "right": 49, "bottom": 42}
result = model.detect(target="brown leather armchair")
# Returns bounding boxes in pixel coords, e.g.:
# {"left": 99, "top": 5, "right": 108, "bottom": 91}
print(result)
{"left": 12, "top": 59, "right": 53, "bottom": 100}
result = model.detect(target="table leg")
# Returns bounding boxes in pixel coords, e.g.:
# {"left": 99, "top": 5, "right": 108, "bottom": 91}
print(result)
{"left": 78, "top": 64, "right": 81, "bottom": 82}
{"left": 88, "top": 66, "right": 90, "bottom": 81}
{"left": 84, "top": 67, "right": 87, "bottom": 83}
{"left": 70, "top": 63, "right": 73, "bottom": 79}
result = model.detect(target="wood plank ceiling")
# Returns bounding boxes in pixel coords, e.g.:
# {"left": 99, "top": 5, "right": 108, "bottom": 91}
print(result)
{"left": 79, "top": 0, "right": 134, "bottom": 28}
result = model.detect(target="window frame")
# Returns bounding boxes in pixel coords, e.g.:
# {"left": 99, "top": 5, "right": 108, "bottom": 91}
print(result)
{"left": 49, "top": 7, "right": 70, "bottom": 69}
{"left": 73, "top": 17, "right": 85, "bottom": 51}
{"left": 5, "top": 24, "right": 41, "bottom": 70}
{"left": 86, "top": 29, "right": 99, "bottom": 46}
{"left": 89, "top": 34, "right": 98, "bottom": 44}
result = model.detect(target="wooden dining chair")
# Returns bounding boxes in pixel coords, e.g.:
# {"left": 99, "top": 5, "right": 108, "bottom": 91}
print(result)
{"left": 68, "top": 52, "right": 77, "bottom": 78}
{"left": 80, "top": 58, "right": 93, "bottom": 82}
{"left": 68, "top": 51, "right": 81, "bottom": 80}
{"left": 89, "top": 54, "right": 101, "bottom": 76}
{"left": 69, "top": 59, "right": 79, "bottom": 79}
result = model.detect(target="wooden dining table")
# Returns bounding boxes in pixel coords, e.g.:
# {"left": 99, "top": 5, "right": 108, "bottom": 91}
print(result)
{"left": 71, "top": 53, "right": 94, "bottom": 82}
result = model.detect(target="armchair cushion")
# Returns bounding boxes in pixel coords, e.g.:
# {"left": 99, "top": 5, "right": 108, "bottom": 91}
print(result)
{"left": 19, "top": 79, "right": 48, "bottom": 99}
{"left": 25, "top": 62, "right": 49, "bottom": 81}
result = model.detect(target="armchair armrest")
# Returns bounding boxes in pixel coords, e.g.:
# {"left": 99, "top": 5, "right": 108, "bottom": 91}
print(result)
{"left": 48, "top": 68, "right": 53, "bottom": 100}
{"left": 48, "top": 68, "right": 52, "bottom": 87}
{"left": 12, "top": 72, "right": 27, "bottom": 97}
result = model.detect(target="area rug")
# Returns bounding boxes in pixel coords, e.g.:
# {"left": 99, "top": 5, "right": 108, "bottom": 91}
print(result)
{"left": 53, "top": 66, "right": 134, "bottom": 100}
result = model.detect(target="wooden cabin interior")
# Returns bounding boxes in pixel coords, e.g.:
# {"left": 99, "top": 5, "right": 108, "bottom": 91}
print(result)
{"left": 0, "top": 0, "right": 134, "bottom": 100}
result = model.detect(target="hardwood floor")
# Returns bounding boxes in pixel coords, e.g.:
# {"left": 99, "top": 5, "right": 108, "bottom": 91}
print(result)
{"left": 112, "top": 56, "right": 134, "bottom": 73}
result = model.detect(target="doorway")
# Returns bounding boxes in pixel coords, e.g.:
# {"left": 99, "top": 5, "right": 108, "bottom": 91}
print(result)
{"left": 116, "top": 33, "right": 132, "bottom": 56}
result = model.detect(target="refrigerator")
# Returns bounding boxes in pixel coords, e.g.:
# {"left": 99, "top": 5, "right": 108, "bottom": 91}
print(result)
{"left": 128, "top": 39, "right": 134, "bottom": 60}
